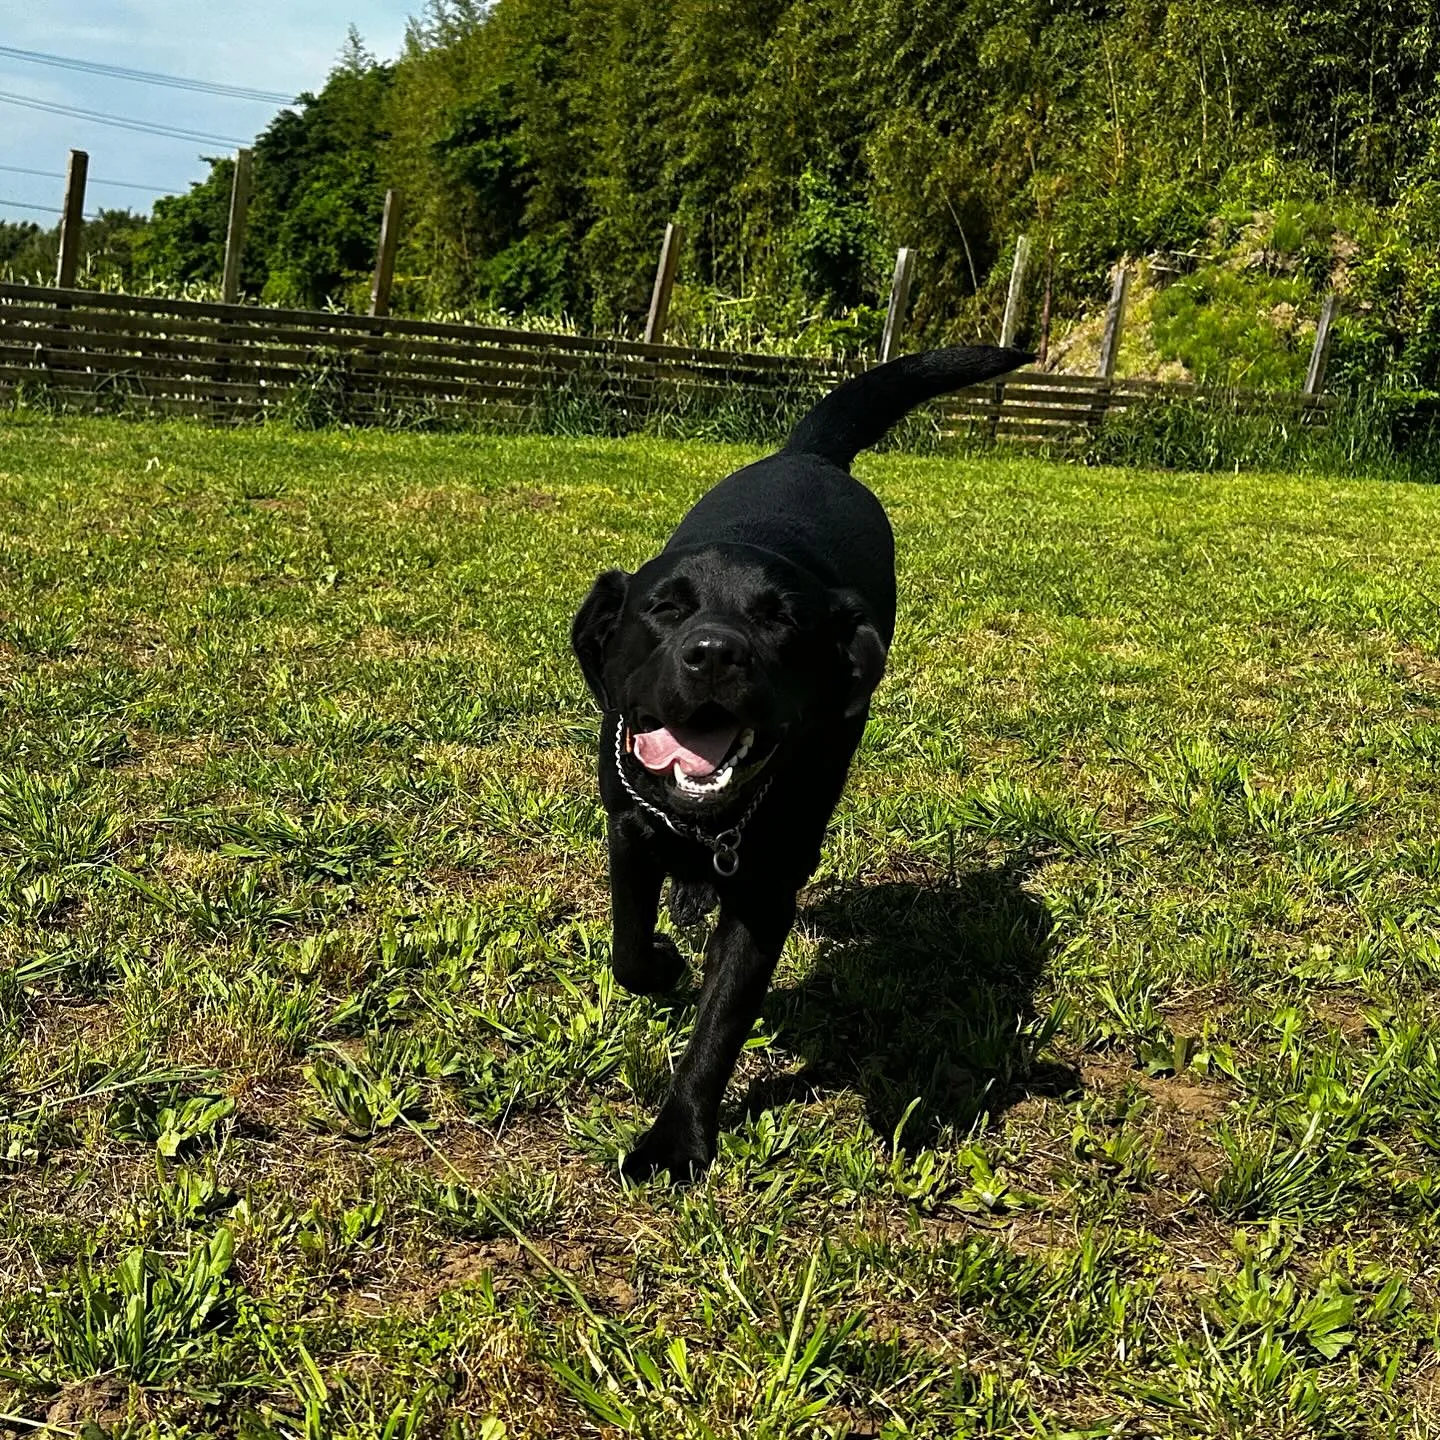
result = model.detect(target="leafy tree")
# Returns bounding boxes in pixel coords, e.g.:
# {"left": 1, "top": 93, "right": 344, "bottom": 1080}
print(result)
{"left": 4, "top": 209, "right": 151, "bottom": 287}
{"left": 118, "top": 0, "right": 1440, "bottom": 383}
{"left": 140, "top": 33, "right": 393, "bottom": 307}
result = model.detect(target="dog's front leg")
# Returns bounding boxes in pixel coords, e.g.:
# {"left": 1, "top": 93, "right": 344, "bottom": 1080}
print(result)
{"left": 623, "top": 889, "right": 795, "bottom": 1183}
{"left": 607, "top": 816, "right": 687, "bottom": 995}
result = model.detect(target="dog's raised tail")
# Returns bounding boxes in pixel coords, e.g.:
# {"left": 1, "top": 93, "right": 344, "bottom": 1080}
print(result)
{"left": 783, "top": 346, "right": 1033, "bottom": 468}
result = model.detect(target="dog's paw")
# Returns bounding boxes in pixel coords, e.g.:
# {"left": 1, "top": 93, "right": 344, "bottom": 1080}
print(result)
{"left": 622, "top": 1109, "right": 714, "bottom": 1185}
{"left": 613, "top": 933, "right": 687, "bottom": 995}
{"left": 668, "top": 878, "right": 718, "bottom": 928}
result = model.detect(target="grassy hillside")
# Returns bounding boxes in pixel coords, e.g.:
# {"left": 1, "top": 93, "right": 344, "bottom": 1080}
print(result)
{"left": 4, "top": 418, "right": 1440, "bottom": 1436}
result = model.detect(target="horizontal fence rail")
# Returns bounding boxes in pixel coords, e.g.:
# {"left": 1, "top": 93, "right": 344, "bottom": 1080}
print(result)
{"left": 0, "top": 282, "right": 1336, "bottom": 438}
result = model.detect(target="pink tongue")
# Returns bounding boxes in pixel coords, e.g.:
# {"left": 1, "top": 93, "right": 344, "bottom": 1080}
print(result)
{"left": 633, "top": 722, "right": 741, "bottom": 777}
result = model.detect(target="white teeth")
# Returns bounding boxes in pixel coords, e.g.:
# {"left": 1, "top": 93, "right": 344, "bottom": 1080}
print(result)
{"left": 668, "top": 730, "right": 758, "bottom": 798}
{"left": 673, "top": 760, "right": 735, "bottom": 796}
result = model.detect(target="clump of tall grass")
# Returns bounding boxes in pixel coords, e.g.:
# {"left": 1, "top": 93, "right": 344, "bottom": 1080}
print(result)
{"left": 1080, "top": 389, "right": 1440, "bottom": 481}
{"left": 527, "top": 363, "right": 833, "bottom": 447}
{"left": 1, "top": 257, "right": 225, "bottom": 303}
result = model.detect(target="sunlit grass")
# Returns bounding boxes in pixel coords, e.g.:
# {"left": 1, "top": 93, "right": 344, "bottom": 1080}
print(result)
{"left": 3, "top": 414, "right": 1440, "bottom": 1436}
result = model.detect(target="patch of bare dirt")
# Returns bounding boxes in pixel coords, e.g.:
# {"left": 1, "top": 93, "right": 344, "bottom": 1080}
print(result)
{"left": 417, "top": 1232, "right": 639, "bottom": 1316}
{"left": 1392, "top": 644, "right": 1440, "bottom": 704}
{"left": 1082, "top": 1057, "right": 1226, "bottom": 1119}
{"left": 1313, "top": 996, "right": 1376, "bottom": 1041}
{"left": 1414, "top": 1364, "right": 1440, "bottom": 1430}
{"left": 45, "top": 1376, "right": 131, "bottom": 1433}
{"left": 503, "top": 488, "right": 559, "bottom": 512}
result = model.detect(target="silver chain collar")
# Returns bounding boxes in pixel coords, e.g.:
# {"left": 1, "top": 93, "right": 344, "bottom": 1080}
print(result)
{"left": 611, "top": 716, "right": 773, "bottom": 876}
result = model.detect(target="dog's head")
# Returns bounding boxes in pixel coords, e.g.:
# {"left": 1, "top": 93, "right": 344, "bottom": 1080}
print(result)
{"left": 572, "top": 544, "right": 886, "bottom": 815}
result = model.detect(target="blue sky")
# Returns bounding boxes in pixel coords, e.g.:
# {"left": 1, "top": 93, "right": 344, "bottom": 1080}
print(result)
{"left": 0, "top": 1, "right": 418, "bottom": 225}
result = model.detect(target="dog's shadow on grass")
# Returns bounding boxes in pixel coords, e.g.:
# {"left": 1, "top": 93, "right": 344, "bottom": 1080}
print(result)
{"left": 744, "top": 860, "right": 1081, "bottom": 1147}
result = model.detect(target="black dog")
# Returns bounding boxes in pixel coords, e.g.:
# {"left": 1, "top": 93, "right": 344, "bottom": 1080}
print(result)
{"left": 571, "top": 347, "right": 1030, "bottom": 1182}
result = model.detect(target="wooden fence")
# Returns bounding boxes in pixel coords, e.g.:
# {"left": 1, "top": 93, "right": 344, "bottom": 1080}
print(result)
{"left": 0, "top": 281, "right": 1336, "bottom": 440}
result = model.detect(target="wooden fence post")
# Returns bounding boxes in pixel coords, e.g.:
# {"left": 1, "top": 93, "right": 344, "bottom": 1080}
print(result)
{"left": 55, "top": 149, "right": 88, "bottom": 289}
{"left": 998, "top": 234, "right": 1031, "bottom": 349}
{"left": 221, "top": 148, "right": 253, "bottom": 305}
{"left": 644, "top": 222, "right": 683, "bottom": 345}
{"left": 879, "top": 247, "right": 915, "bottom": 363}
{"left": 1037, "top": 240, "right": 1055, "bottom": 367}
{"left": 1089, "top": 265, "right": 1131, "bottom": 429}
{"left": 370, "top": 189, "right": 402, "bottom": 319}
{"left": 1096, "top": 266, "right": 1130, "bottom": 380}
{"left": 1303, "top": 293, "right": 1338, "bottom": 396}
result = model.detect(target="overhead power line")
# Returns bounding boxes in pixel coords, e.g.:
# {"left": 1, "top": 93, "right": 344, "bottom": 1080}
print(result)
{"left": 0, "top": 162, "right": 178, "bottom": 194}
{"left": 0, "top": 45, "right": 293, "bottom": 104}
{"left": 1, "top": 197, "right": 134, "bottom": 222}
{"left": 0, "top": 90, "right": 249, "bottom": 146}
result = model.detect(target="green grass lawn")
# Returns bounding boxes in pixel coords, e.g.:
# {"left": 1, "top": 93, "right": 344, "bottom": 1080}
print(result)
{"left": 4, "top": 416, "right": 1440, "bottom": 1439}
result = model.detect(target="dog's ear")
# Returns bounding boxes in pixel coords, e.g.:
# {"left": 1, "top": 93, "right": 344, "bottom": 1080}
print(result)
{"left": 829, "top": 588, "right": 888, "bottom": 718}
{"left": 571, "top": 569, "right": 630, "bottom": 709}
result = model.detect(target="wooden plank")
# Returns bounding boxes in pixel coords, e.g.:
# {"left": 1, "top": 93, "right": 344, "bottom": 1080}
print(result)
{"left": 0, "top": 374, "right": 531, "bottom": 428}
{"left": 955, "top": 370, "right": 1103, "bottom": 393}
{"left": 1001, "top": 406, "right": 1103, "bottom": 423}
{"left": 362, "top": 399, "right": 529, "bottom": 420}
{"left": 942, "top": 386, "right": 1111, "bottom": 408}
{"left": 879, "top": 248, "right": 915, "bottom": 363}
{"left": 942, "top": 404, "right": 1100, "bottom": 426}
{"left": 0, "top": 382, "right": 268, "bottom": 422}
{"left": 945, "top": 393, "right": 1102, "bottom": 414}
{"left": 1109, "top": 375, "right": 1334, "bottom": 405}
{"left": 0, "top": 342, "right": 254, "bottom": 383}
{"left": 55, "top": 151, "right": 89, "bottom": 290}
{"left": 221, "top": 149, "right": 253, "bottom": 306}
{"left": 1001, "top": 397, "right": 1112, "bottom": 414}
{"left": 998, "top": 417, "right": 1088, "bottom": 435}
{"left": 345, "top": 372, "right": 542, "bottom": 405}
{"left": 0, "top": 323, "right": 386, "bottom": 374}
{"left": 938, "top": 425, "right": 1061, "bottom": 445}
{"left": 0, "top": 362, "right": 268, "bottom": 403}
{"left": 0, "top": 336, "right": 548, "bottom": 397}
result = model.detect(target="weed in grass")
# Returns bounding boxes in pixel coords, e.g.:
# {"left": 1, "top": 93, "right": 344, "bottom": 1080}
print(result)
{"left": 108, "top": 1088, "right": 235, "bottom": 1158}
{"left": 4, "top": 609, "right": 82, "bottom": 658}
{"left": 6, "top": 1230, "right": 236, "bottom": 1387}
{"left": 0, "top": 767, "right": 122, "bottom": 873}
{"left": 406, "top": 1168, "right": 562, "bottom": 1240}
{"left": 305, "top": 1052, "right": 427, "bottom": 1138}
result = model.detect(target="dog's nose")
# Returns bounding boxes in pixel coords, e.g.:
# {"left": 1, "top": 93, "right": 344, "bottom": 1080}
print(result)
{"left": 680, "top": 627, "right": 751, "bottom": 674}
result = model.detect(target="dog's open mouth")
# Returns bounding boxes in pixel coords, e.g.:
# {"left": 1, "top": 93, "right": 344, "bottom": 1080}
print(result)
{"left": 627, "top": 707, "right": 776, "bottom": 800}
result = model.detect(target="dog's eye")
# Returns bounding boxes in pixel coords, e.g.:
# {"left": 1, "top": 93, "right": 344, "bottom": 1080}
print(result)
{"left": 751, "top": 598, "right": 800, "bottom": 630}
{"left": 644, "top": 597, "right": 686, "bottom": 623}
